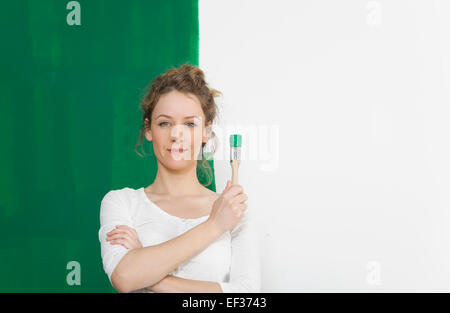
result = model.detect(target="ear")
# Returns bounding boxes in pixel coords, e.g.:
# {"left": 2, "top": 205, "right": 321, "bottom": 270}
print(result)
{"left": 144, "top": 118, "right": 152, "bottom": 141}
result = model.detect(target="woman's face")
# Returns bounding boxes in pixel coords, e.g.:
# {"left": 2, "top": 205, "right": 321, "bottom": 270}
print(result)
{"left": 145, "top": 90, "right": 210, "bottom": 170}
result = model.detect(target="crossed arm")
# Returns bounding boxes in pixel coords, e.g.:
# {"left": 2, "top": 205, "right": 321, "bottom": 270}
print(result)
{"left": 148, "top": 275, "right": 222, "bottom": 293}
{"left": 100, "top": 191, "right": 260, "bottom": 293}
{"left": 106, "top": 224, "right": 223, "bottom": 293}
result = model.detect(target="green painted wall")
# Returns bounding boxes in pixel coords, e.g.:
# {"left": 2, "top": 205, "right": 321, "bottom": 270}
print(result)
{"left": 0, "top": 0, "right": 214, "bottom": 292}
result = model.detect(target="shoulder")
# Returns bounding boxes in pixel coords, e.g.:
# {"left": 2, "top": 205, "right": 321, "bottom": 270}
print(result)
{"left": 99, "top": 187, "right": 142, "bottom": 221}
{"left": 101, "top": 187, "right": 137, "bottom": 205}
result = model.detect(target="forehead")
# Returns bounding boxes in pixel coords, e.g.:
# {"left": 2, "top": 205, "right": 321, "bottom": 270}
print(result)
{"left": 153, "top": 90, "right": 204, "bottom": 119}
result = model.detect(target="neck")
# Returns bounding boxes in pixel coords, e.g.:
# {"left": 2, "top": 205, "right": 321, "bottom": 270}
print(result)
{"left": 149, "top": 160, "right": 204, "bottom": 197}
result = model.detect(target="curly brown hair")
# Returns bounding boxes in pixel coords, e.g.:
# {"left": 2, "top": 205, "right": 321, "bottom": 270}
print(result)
{"left": 135, "top": 64, "right": 222, "bottom": 187}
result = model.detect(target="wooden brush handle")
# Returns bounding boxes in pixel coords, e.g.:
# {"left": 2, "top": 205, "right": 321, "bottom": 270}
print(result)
{"left": 231, "top": 160, "right": 240, "bottom": 185}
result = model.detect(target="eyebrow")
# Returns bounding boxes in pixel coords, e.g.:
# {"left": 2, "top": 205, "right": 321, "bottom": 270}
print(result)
{"left": 155, "top": 114, "right": 200, "bottom": 120}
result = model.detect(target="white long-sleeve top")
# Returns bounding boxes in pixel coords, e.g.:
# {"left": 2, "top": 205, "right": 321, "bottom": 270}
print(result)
{"left": 98, "top": 187, "right": 261, "bottom": 293}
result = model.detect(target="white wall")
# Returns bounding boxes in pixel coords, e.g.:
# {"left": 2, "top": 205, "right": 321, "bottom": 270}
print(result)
{"left": 200, "top": 0, "right": 450, "bottom": 292}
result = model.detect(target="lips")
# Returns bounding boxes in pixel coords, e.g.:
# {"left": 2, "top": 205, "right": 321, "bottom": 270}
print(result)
{"left": 167, "top": 148, "right": 187, "bottom": 153}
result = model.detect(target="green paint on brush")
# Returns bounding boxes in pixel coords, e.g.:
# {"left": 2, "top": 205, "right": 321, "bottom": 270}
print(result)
{"left": 230, "top": 134, "right": 242, "bottom": 163}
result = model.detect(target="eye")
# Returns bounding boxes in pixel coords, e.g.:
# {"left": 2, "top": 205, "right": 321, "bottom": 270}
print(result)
{"left": 159, "top": 121, "right": 169, "bottom": 127}
{"left": 186, "top": 122, "right": 197, "bottom": 127}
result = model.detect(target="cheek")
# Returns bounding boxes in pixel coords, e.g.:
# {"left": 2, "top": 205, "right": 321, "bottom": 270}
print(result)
{"left": 150, "top": 131, "right": 166, "bottom": 149}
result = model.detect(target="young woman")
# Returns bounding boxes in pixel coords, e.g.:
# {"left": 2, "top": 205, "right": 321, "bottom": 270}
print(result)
{"left": 98, "top": 64, "right": 261, "bottom": 293}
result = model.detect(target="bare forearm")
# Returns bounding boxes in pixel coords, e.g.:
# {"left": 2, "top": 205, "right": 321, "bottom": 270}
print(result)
{"left": 112, "top": 220, "right": 223, "bottom": 292}
{"left": 149, "top": 275, "right": 223, "bottom": 293}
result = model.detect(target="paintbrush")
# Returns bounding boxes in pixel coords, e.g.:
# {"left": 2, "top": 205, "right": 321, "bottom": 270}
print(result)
{"left": 230, "top": 134, "right": 242, "bottom": 185}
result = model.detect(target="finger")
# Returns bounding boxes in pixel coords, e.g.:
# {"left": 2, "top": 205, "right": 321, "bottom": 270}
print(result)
{"left": 224, "top": 184, "right": 244, "bottom": 197}
{"left": 107, "top": 229, "right": 131, "bottom": 237}
{"left": 223, "top": 180, "right": 232, "bottom": 192}
{"left": 121, "top": 236, "right": 140, "bottom": 249}
{"left": 231, "top": 202, "right": 246, "bottom": 215}
{"left": 107, "top": 231, "right": 138, "bottom": 242}
{"left": 108, "top": 233, "right": 142, "bottom": 249}
{"left": 117, "top": 225, "right": 139, "bottom": 237}
{"left": 112, "top": 236, "right": 138, "bottom": 249}
{"left": 235, "top": 208, "right": 246, "bottom": 220}
{"left": 109, "top": 239, "right": 127, "bottom": 248}
{"left": 107, "top": 231, "right": 138, "bottom": 247}
{"left": 110, "top": 238, "right": 133, "bottom": 250}
{"left": 116, "top": 225, "right": 137, "bottom": 234}
{"left": 107, "top": 233, "right": 133, "bottom": 242}
{"left": 234, "top": 193, "right": 248, "bottom": 204}
{"left": 107, "top": 227, "right": 126, "bottom": 236}
{"left": 107, "top": 229, "right": 121, "bottom": 235}
{"left": 229, "top": 194, "right": 247, "bottom": 208}
{"left": 116, "top": 225, "right": 137, "bottom": 233}
{"left": 113, "top": 227, "right": 135, "bottom": 239}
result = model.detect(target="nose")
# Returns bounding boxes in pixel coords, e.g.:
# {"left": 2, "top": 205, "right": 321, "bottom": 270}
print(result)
{"left": 169, "top": 124, "right": 186, "bottom": 142}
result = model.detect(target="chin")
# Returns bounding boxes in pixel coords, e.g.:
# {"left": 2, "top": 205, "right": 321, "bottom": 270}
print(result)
{"left": 164, "top": 154, "right": 195, "bottom": 168}
{"left": 165, "top": 161, "right": 195, "bottom": 172}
